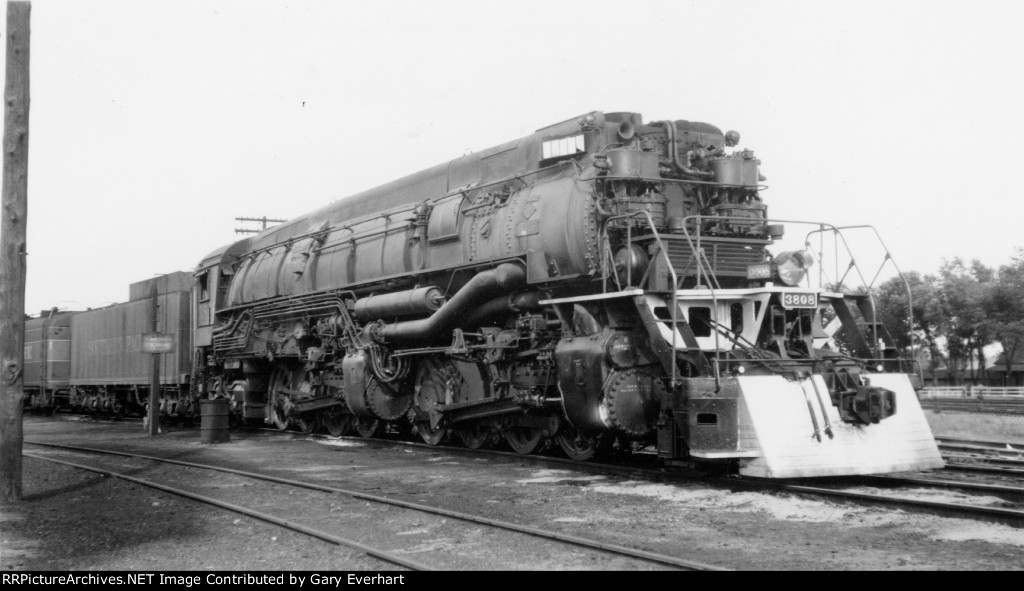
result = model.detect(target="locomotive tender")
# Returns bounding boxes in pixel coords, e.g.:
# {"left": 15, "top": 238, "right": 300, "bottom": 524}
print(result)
{"left": 191, "top": 110, "right": 943, "bottom": 478}
{"left": 24, "top": 273, "right": 194, "bottom": 418}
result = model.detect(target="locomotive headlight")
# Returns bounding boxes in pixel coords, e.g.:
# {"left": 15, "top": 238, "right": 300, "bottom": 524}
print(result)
{"left": 774, "top": 250, "right": 815, "bottom": 286}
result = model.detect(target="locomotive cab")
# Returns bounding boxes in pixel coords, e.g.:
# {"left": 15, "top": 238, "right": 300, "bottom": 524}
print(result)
{"left": 193, "top": 238, "right": 251, "bottom": 350}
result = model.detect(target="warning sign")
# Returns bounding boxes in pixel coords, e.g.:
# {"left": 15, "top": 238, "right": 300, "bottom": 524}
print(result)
{"left": 142, "top": 333, "right": 175, "bottom": 354}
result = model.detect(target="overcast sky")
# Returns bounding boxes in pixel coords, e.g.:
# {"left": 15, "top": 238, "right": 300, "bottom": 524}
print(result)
{"left": 3, "top": 0, "right": 1023, "bottom": 315}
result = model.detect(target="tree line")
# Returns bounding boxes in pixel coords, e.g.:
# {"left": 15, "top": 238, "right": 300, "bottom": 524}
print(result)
{"left": 874, "top": 247, "right": 1024, "bottom": 385}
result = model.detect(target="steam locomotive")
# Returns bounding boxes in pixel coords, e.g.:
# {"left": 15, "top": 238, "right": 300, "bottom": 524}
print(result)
{"left": 187, "top": 110, "right": 944, "bottom": 478}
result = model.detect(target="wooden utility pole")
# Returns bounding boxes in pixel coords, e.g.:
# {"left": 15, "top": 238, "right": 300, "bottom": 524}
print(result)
{"left": 0, "top": 1, "right": 31, "bottom": 504}
{"left": 234, "top": 216, "right": 285, "bottom": 235}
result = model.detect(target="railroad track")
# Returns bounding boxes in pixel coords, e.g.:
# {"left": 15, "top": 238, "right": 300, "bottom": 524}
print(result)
{"left": 23, "top": 440, "right": 727, "bottom": 571}
{"left": 935, "top": 437, "right": 1024, "bottom": 459}
{"left": 935, "top": 435, "right": 1024, "bottom": 450}
{"left": 942, "top": 454, "right": 1024, "bottom": 470}
{"left": 31, "top": 417, "right": 1024, "bottom": 529}
{"left": 247, "top": 428, "right": 1024, "bottom": 528}
{"left": 933, "top": 436, "right": 1024, "bottom": 477}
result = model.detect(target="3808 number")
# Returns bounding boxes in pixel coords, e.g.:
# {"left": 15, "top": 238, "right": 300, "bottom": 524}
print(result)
{"left": 782, "top": 292, "right": 817, "bottom": 309}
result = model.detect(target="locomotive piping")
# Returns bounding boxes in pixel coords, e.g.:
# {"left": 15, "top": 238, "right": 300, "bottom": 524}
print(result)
{"left": 373, "top": 262, "right": 527, "bottom": 345}
{"left": 655, "top": 120, "right": 714, "bottom": 178}
{"left": 460, "top": 291, "right": 547, "bottom": 328}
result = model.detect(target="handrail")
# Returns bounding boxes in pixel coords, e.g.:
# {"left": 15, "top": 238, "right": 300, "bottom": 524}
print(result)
{"left": 668, "top": 216, "right": 911, "bottom": 362}
{"left": 600, "top": 213, "right": 915, "bottom": 391}
{"left": 599, "top": 209, "right": 682, "bottom": 389}
{"left": 814, "top": 224, "right": 918, "bottom": 383}
{"left": 803, "top": 224, "right": 915, "bottom": 372}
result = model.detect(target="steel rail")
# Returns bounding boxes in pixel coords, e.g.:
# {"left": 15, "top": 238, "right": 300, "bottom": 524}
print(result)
{"left": 939, "top": 443, "right": 1024, "bottom": 459}
{"left": 50, "top": 422, "right": 1019, "bottom": 535}
{"left": 24, "top": 440, "right": 727, "bottom": 572}
{"left": 940, "top": 443, "right": 1024, "bottom": 455}
{"left": 771, "top": 482, "right": 1024, "bottom": 526}
{"left": 942, "top": 464, "right": 1024, "bottom": 477}
{"left": 934, "top": 435, "right": 1024, "bottom": 449}
{"left": 940, "top": 453, "right": 1024, "bottom": 469}
{"left": 855, "top": 474, "right": 1024, "bottom": 501}
{"left": 22, "top": 452, "right": 430, "bottom": 571}
{"left": 253, "top": 429, "right": 1024, "bottom": 527}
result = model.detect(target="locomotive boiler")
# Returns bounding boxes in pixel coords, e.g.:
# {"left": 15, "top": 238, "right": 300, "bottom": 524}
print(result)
{"left": 194, "top": 110, "right": 943, "bottom": 478}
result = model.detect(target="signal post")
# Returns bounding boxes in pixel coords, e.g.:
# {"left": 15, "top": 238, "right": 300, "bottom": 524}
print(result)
{"left": 144, "top": 285, "right": 174, "bottom": 436}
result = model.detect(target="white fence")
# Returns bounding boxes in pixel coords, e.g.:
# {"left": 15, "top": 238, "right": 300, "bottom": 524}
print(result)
{"left": 919, "top": 386, "right": 1024, "bottom": 399}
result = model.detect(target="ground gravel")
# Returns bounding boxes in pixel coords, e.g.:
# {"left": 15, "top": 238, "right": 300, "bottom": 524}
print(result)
{"left": 2, "top": 415, "right": 1022, "bottom": 571}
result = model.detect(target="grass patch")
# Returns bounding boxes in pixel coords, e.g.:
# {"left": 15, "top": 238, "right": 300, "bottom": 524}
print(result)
{"left": 924, "top": 410, "right": 1024, "bottom": 442}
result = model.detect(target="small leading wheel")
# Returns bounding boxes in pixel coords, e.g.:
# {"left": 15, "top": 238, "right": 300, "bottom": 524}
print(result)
{"left": 415, "top": 422, "right": 447, "bottom": 446}
{"left": 355, "top": 417, "right": 383, "bottom": 439}
{"left": 504, "top": 427, "right": 545, "bottom": 455}
{"left": 555, "top": 426, "right": 604, "bottom": 461}
{"left": 457, "top": 425, "right": 491, "bottom": 450}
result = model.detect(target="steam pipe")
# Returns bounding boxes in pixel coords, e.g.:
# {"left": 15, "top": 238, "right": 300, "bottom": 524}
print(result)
{"left": 460, "top": 291, "right": 547, "bottom": 328}
{"left": 373, "top": 262, "right": 527, "bottom": 344}
{"left": 656, "top": 120, "right": 714, "bottom": 179}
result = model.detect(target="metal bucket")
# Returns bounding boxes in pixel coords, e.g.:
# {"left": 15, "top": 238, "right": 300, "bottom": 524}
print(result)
{"left": 200, "top": 398, "right": 230, "bottom": 444}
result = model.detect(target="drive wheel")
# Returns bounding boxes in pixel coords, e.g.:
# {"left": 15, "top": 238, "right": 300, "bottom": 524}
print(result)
{"left": 504, "top": 427, "right": 545, "bottom": 455}
{"left": 297, "top": 415, "right": 319, "bottom": 434}
{"left": 556, "top": 426, "right": 604, "bottom": 461}
{"left": 268, "top": 366, "right": 294, "bottom": 431}
{"left": 415, "top": 422, "right": 447, "bottom": 446}
{"left": 355, "top": 417, "right": 383, "bottom": 439}
{"left": 412, "top": 356, "right": 459, "bottom": 446}
{"left": 457, "top": 425, "right": 491, "bottom": 450}
{"left": 323, "top": 411, "right": 352, "bottom": 437}
{"left": 269, "top": 404, "right": 289, "bottom": 431}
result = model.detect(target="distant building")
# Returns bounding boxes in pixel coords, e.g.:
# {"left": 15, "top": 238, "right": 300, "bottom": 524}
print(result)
{"left": 918, "top": 346, "right": 1004, "bottom": 387}
{"left": 991, "top": 349, "right": 1024, "bottom": 386}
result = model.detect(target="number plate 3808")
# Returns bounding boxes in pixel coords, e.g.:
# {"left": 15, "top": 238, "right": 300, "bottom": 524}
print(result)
{"left": 781, "top": 292, "right": 818, "bottom": 309}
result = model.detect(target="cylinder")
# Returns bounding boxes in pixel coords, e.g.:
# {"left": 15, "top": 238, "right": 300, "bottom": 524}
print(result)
{"left": 200, "top": 398, "right": 230, "bottom": 444}
{"left": 353, "top": 286, "right": 445, "bottom": 321}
